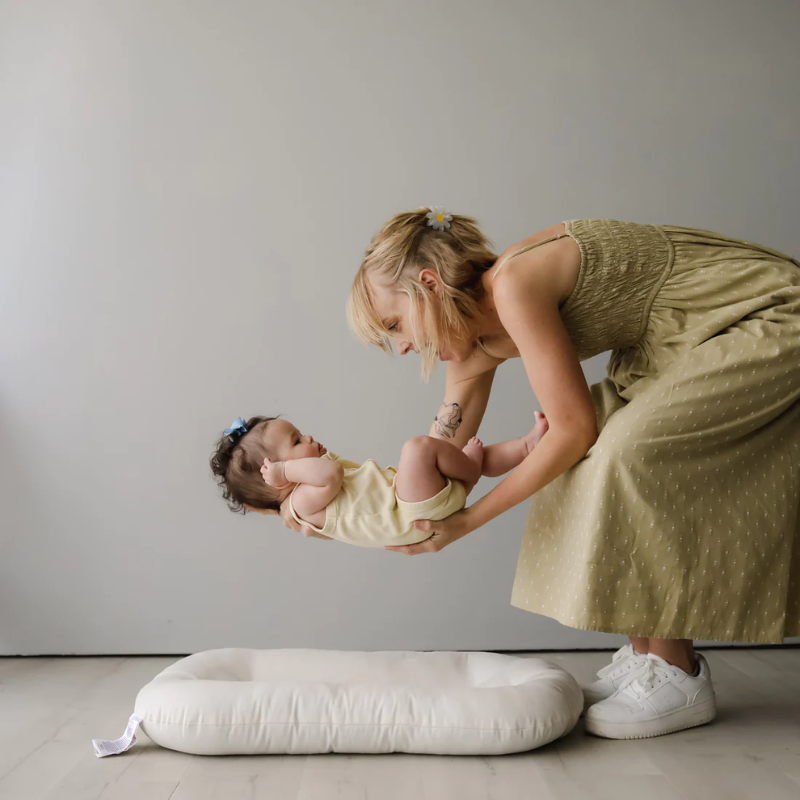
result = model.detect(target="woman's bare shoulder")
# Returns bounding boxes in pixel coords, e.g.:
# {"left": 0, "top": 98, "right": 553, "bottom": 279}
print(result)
{"left": 494, "top": 221, "right": 581, "bottom": 307}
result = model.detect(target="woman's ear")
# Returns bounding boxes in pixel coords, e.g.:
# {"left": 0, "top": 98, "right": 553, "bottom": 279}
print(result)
{"left": 417, "top": 268, "right": 441, "bottom": 296}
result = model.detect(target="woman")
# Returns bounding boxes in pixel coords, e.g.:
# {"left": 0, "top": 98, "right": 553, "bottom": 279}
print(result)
{"left": 278, "top": 208, "right": 800, "bottom": 740}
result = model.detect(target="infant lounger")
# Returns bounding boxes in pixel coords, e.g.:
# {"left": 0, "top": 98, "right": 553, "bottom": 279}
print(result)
{"left": 92, "top": 648, "right": 583, "bottom": 757}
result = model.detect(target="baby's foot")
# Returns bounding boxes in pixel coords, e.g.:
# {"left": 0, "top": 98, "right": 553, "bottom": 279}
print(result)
{"left": 523, "top": 411, "right": 549, "bottom": 455}
{"left": 461, "top": 436, "right": 484, "bottom": 487}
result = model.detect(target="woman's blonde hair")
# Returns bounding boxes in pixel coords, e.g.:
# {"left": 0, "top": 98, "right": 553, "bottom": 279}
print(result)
{"left": 346, "top": 207, "right": 499, "bottom": 382}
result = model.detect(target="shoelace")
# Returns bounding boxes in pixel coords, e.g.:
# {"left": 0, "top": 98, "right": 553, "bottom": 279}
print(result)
{"left": 629, "top": 657, "right": 673, "bottom": 696}
{"left": 596, "top": 646, "right": 638, "bottom": 679}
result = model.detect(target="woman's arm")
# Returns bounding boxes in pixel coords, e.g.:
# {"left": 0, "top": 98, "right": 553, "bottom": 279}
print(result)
{"left": 466, "top": 261, "right": 598, "bottom": 530}
{"left": 468, "top": 425, "right": 591, "bottom": 529}
{"left": 428, "top": 348, "right": 505, "bottom": 450}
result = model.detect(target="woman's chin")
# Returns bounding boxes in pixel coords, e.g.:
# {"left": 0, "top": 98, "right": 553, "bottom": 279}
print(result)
{"left": 437, "top": 344, "right": 471, "bottom": 362}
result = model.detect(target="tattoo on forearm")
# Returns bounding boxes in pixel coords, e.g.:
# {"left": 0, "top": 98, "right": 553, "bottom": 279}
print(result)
{"left": 434, "top": 402, "right": 463, "bottom": 438}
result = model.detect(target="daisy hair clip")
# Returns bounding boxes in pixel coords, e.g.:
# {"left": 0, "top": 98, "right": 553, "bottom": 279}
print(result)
{"left": 425, "top": 206, "right": 453, "bottom": 231}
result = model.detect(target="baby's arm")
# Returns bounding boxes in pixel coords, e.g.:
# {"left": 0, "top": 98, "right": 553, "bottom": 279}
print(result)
{"left": 283, "top": 458, "right": 343, "bottom": 489}
{"left": 272, "top": 458, "right": 344, "bottom": 523}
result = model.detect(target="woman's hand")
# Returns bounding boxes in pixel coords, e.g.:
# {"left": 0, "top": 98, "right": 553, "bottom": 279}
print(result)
{"left": 384, "top": 507, "right": 477, "bottom": 555}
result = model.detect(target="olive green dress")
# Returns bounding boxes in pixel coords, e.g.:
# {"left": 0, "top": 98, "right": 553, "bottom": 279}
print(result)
{"left": 502, "top": 219, "right": 800, "bottom": 644}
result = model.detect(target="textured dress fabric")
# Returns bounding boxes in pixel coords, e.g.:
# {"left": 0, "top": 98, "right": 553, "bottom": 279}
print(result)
{"left": 505, "top": 219, "right": 800, "bottom": 644}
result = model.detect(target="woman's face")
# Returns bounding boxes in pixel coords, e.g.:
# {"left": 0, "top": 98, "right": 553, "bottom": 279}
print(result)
{"left": 368, "top": 274, "right": 478, "bottom": 363}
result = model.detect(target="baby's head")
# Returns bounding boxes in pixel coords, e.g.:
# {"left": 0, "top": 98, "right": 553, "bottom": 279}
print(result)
{"left": 210, "top": 415, "right": 325, "bottom": 513}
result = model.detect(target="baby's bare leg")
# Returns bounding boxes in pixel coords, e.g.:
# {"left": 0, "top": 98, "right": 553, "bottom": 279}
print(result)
{"left": 395, "top": 436, "right": 482, "bottom": 503}
{"left": 481, "top": 439, "right": 527, "bottom": 477}
{"left": 482, "top": 411, "right": 550, "bottom": 477}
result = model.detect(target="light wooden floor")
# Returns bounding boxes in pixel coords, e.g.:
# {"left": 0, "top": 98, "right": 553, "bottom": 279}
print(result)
{"left": 1, "top": 648, "right": 798, "bottom": 800}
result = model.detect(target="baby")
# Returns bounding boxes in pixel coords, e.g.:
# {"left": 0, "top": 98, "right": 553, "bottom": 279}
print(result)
{"left": 210, "top": 412, "right": 549, "bottom": 548}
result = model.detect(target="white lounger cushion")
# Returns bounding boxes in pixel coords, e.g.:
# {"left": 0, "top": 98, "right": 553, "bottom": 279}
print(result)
{"left": 133, "top": 648, "right": 583, "bottom": 755}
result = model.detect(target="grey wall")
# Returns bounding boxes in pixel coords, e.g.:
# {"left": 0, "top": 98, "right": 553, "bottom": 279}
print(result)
{"left": 1, "top": 0, "right": 798, "bottom": 655}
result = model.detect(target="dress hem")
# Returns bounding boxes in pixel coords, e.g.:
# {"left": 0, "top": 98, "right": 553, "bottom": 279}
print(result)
{"left": 508, "top": 599, "right": 795, "bottom": 645}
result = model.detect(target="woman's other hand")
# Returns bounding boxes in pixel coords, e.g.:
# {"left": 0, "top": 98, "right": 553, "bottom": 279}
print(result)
{"left": 243, "top": 502, "right": 334, "bottom": 541}
{"left": 277, "top": 498, "right": 334, "bottom": 540}
{"left": 384, "top": 507, "right": 477, "bottom": 555}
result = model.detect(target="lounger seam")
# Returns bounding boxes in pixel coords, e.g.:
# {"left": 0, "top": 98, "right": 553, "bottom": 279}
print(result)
{"left": 142, "top": 719, "right": 564, "bottom": 731}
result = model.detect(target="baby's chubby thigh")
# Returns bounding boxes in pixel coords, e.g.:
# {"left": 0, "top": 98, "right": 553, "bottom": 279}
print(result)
{"left": 393, "top": 435, "right": 450, "bottom": 503}
{"left": 394, "top": 467, "right": 468, "bottom": 536}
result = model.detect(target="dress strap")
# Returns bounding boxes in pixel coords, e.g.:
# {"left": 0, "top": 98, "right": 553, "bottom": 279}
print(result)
{"left": 491, "top": 232, "right": 570, "bottom": 282}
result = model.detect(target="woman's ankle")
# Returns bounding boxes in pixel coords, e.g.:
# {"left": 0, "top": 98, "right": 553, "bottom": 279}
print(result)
{"left": 645, "top": 638, "right": 696, "bottom": 673}
{"left": 629, "top": 636, "right": 649, "bottom": 656}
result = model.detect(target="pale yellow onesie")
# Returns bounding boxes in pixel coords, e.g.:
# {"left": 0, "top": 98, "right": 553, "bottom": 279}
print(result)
{"left": 287, "top": 451, "right": 467, "bottom": 548}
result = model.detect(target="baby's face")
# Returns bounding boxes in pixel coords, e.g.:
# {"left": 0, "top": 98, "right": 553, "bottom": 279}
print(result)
{"left": 262, "top": 419, "right": 326, "bottom": 462}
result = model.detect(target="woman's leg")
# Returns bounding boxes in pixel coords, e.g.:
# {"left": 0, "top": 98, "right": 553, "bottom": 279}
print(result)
{"left": 628, "top": 636, "right": 697, "bottom": 672}
{"left": 395, "top": 436, "right": 482, "bottom": 502}
{"left": 629, "top": 636, "right": 649, "bottom": 655}
{"left": 645, "top": 638, "right": 697, "bottom": 674}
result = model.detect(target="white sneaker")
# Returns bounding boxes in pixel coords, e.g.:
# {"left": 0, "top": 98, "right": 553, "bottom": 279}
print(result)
{"left": 579, "top": 644, "right": 648, "bottom": 716}
{"left": 584, "top": 652, "right": 716, "bottom": 739}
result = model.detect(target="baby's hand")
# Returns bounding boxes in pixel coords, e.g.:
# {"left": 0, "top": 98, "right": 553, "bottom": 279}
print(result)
{"left": 261, "top": 458, "right": 292, "bottom": 490}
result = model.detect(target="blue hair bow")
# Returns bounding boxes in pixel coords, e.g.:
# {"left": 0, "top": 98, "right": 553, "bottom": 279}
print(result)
{"left": 224, "top": 417, "right": 248, "bottom": 443}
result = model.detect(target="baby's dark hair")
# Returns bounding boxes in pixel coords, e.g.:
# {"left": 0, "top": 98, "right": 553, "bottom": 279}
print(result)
{"left": 210, "top": 415, "right": 283, "bottom": 514}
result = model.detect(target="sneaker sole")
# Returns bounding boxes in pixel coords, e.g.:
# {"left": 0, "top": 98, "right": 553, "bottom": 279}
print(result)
{"left": 583, "top": 696, "right": 717, "bottom": 739}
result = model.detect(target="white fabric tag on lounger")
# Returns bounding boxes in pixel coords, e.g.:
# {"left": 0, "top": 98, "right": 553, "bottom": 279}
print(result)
{"left": 92, "top": 714, "right": 142, "bottom": 757}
